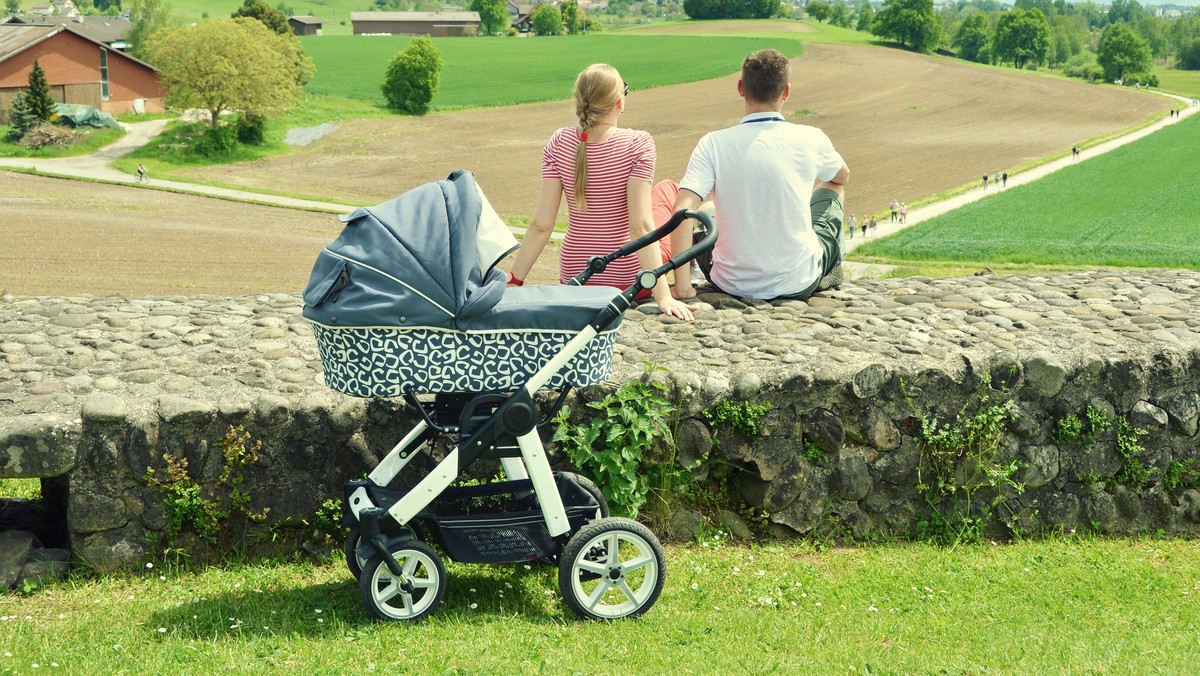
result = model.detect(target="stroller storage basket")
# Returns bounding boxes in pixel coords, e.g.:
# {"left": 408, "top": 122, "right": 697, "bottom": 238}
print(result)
{"left": 417, "top": 478, "right": 603, "bottom": 564}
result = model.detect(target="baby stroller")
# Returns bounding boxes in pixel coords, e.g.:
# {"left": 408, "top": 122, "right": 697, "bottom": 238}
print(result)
{"left": 303, "top": 170, "right": 716, "bottom": 622}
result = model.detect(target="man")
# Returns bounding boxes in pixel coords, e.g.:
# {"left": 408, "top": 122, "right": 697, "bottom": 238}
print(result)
{"left": 669, "top": 49, "right": 849, "bottom": 302}
{"left": 890, "top": 199, "right": 899, "bottom": 223}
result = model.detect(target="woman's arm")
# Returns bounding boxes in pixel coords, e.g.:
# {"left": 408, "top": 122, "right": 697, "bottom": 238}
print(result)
{"left": 508, "top": 178, "right": 564, "bottom": 283}
{"left": 628, "top": 180, "right": 696, "bottom": 322}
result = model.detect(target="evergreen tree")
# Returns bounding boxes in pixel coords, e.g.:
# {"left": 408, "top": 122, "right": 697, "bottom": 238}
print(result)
{"left": 26, "top": 60, "right": 58, "bottom": 123}
{"left": 6, "top": 93, "right": 37, "bottom": 142}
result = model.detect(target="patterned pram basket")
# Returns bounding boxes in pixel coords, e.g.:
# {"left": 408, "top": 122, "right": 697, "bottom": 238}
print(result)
{"left": 302, "top": 169, "right": 622, "bottom": 397}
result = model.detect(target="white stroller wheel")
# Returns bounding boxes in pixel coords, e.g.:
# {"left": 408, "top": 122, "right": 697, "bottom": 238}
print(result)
{"left": 344, "top": 527, "right": 366, "bottom": 578}
{"left": 558, "top": 517, "right": 665, "bottom": 621}
{"left": 359, "top": 541, "right": 447, "bottom": 622}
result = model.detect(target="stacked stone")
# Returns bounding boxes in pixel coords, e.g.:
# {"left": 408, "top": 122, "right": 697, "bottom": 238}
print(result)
{"left": 0, "top": 531, "right": 70, "bottom": 590}
{"left": 2, "top": 269, "right": 1200, "bottom": 570}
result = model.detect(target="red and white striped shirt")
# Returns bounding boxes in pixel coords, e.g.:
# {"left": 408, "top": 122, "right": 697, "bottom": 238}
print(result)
{"left": 541, "top": 127, "right": 655, "bottom": 288}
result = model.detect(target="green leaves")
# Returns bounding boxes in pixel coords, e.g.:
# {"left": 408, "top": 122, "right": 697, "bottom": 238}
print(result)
{"left": 552, "top": 363, "right": 675, "bottom": 518}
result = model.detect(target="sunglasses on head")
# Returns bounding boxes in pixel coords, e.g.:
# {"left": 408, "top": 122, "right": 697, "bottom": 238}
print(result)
{"left": 623, "top": 81, "right": 629, "bottom": 97}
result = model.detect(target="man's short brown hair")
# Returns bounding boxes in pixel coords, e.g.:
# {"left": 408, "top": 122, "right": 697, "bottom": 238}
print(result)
{"left": 741, "top": 49, "right": 789, "bottom": 104}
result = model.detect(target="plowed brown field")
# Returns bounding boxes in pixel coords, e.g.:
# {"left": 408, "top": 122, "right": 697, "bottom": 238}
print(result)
{"left": 0, "top": 43, "right": 1171, "bottom": 297}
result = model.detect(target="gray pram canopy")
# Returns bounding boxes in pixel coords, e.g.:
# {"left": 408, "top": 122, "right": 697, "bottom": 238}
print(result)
{"left": 303, "top": 170, "right": 623, "bottom": 396}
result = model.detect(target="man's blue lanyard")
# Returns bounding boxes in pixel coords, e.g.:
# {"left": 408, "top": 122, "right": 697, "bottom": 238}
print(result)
{"left": 741, "top": 115, "right": 786, "bottom": 124}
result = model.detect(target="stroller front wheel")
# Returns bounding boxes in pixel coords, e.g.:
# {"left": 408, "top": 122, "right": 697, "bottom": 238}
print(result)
{"left": 359, "top": 541, "right": 447, "bottom": 622}
{"left": 558, "top": 517, "right": 665, "bottom": 621}
{"left": 344, "top": 527, "right": 366, "bottom": 578}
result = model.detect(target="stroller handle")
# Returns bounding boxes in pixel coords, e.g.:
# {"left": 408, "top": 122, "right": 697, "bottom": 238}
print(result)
{"left": 570, "top": 209, "right": 717, "bottom": 287}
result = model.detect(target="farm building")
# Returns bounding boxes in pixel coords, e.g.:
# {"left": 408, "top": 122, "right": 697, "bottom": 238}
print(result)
{"left": 350, "top": 11, "right": 480, "bottom": 37}
{"left": 0, "top": 23, "right": 164, "bottom": 124}
{"left": 3, "top": 15, "right": 134, "bottom": 50}
{"left": 288, "top": 15, "right": 323, "bottom": 36}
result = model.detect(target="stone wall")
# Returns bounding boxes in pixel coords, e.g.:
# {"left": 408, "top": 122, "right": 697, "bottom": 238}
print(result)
{"left": 2, "top": 269, "right": 1200, "bottom": 579}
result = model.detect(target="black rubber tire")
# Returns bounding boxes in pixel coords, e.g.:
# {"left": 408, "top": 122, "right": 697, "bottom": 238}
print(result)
{"left": 557, "top": 471, "right": 611, "bottom": 522}
{"left": 359, "top": 540, "right": 447, "bottom": 622}
{"left": 344, "top": 527, "right": 366, "bottom": 578}
{"left": 558, "top": 517, "right": 666, "bottom": 621}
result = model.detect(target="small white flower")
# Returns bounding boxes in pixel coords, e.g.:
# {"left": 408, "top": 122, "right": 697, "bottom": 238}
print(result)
{"left": 523, "top": 565, "right": 531, "bottom": 570}
{"left": 159, "top": 576, "right": 166, "bottom": 581}
{"left": 791, "top": 601, "right": 797, "bottom": 607}
{"left": 4, "top": 651, "right": 12, "bottom": 657}
{"left": 314, "top": 609, "right": 322, "bottom": 614}
{"left": 868, "top": 605, "right": 878, "bottom": 612}
{"left": 690, "top": 582, "right": 699, "bottom": 590}
{"left": 32, "top": 664, "right": 39, "bottom": 669}
{"left": 317, "top": 618, "right": 324, "bottom": 624}
{"left": 1023, "top": 567, "right": 1030, "bottom": 572}
{"left": 815, "top": 602, "right": 822, "bottom": 607}
{"left": 757, "top": 570, "right": 765, "bottom": 576}
{"left": 157, "top": 627, "right": 167, "bottom": 633}
{"left": 234, "top": 583, "right": 241, "bottom": 588}
{"left": 469, "top": 603, "right": 478, "bottom": 609}
{"left": 732, "top": 566, "right": 740, "bottom": 574}
{"left": 748, "top": 555, "right": 754, "bottom": 561}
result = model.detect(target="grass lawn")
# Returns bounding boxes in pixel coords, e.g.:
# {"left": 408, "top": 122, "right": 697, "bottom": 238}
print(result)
{"left": 2, "top": 536, "right": 1198, "bottom": 671}
{"left": 852, "top": 114, "right": 1200, "bottom": 270}
{"left": 299, "top": 33, "right": 806, "bottom": 110}
{"left": 1154, "top": 65, "right": 1200, "bottom": 99}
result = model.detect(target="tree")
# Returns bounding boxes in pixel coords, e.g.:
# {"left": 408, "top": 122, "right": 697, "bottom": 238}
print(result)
{"left": 25, "top": 59, "right": 58, "bottom": 123}
{"left": 953, "top": 13, "right": 990, "bottom": 62}
{"left": 856, "top": 5, "right": 874, "bottom": 31}
{"left": 560, "top": 0, "right": 583, "bottom": 34}
{"left": 806, "top": 0, "right": 832, "bottom": 22}
{"left": 6, "top": 93, "right": 37, "bottom": 142}
{"left": 232, "top": 0, "right": 291, "bottom": 35}
{"left": 380, "top": 36, "right": 442, "bottom": 114}
{"left": 1097, "top": 21, "right": 1151, "bottom": 82}
{"left": 1179, "top": 39, "right": 1200, "bottom": 71}
{"left": 144, "top": 18, "right": 313, "bottom": 127}
{"left": 5, "top": 0, "right": 22, "bottom": 14}
{"left": 126, "top": 0, "right": 175, "bottom": 59}
{"left": 531, "top": 4, "right": 562, "bottom": 35}
{"left": 991, "top": 8, "right": 1051, "bottom": 69}
{"left": 1106, "top": 0, "right": 1144, "bottom": 26}
{"left": 871, "top": 0, "right": 942, "bottom": 52}
{"left": 469, "top": 0, "right": 508, "bottom": 35}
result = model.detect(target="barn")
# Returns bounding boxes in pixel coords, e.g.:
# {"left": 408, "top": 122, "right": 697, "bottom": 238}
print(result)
{"left": 350, "top": 11, "right": 480, "bottom": 37}
{"left": 0, "top": 23, "right": 165, "bottom": 124}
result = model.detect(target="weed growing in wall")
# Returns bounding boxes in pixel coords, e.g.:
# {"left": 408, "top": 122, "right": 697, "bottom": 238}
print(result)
{"left": 145, "top": 425, "right": 270, "bottom": 547}
{"left": 1163, "top": 459, "right": 1200, "bottom": 492}
{"left": 1052, "top": 407, "right": 1155, "bottom": 490}
{"left": 904, "top": 376, "right": 1025, "bottom": 545}
{"left": 702, "top": 400, "right": 772, "bottom": 438}
{"left": 552, "top": 362, "right": 679, "bottom": 519}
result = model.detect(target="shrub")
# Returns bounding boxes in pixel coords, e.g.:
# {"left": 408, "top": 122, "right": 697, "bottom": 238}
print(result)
{"left": 381, "top": 36, "right": 443, "bottom": 115}
{"left": 531, "top": 4, "right": 562, "bottom": 35}
{"left": 236, "top": 113, "right": 266, "bottom": 145}
{"left": 194, "top": 123, "right": 239, "bottom": 157}
{"left": 1179, "top": 39, "right": 1200, "bottom": 71}
{"left": 6, "top": 92, "right": 36, "bottom": 141}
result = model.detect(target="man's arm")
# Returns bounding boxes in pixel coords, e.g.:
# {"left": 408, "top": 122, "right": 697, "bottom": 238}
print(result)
{"left": 669, "top": 187, "right": 704, "bottom": 299}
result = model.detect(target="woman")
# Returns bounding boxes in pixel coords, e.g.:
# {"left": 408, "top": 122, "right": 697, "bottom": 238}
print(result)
{"left": 507, "top": 64, "right": 697, "bottom": 322}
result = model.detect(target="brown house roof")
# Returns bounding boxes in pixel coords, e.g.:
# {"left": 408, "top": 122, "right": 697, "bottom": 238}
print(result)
{"left": 349, "top": 11, "right": 481, "bottom": 22}
{"left": 0, "top": 23, "right": 156, "bottom": 70}
{"left": 287, "top": 15, "right": 322, "bottom": 25}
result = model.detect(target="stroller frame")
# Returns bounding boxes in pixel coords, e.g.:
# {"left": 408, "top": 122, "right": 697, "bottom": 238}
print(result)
{"left": 338, "top": 208, "right": 717, "bottom": 622}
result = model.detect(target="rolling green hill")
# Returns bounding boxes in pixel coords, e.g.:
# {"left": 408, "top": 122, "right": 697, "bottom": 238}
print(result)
{"left": 300, "top": 33, "right": 806, "bottom": 110}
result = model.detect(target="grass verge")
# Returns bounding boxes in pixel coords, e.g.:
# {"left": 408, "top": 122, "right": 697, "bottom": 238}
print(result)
{"left": 0, "top": 127, "right": 124, "bottom": 158}
{"left": 2, "top": 536, "right": 1198, "bottom": 671}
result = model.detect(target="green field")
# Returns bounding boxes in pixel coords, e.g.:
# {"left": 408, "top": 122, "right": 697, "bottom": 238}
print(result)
{"left": 300, "top": 33, "right": 805, "bottom": 110}
{"left": 166, "top": 0, "right": 359, "bottom": 34}
{"left": 1154, "top": 65, "right": 1200, "bottom": 99}
{"left": 853, "top": 114, "right": 1200, "bottom": 270}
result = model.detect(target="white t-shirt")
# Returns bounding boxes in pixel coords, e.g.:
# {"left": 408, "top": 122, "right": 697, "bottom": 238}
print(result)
{"left": 679, "top": 113, "right": 844, "bottom": 299}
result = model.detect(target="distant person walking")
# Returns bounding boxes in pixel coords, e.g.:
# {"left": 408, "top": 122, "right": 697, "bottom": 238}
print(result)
{"left": 890, "top": 199, "right": 899, "bottom": 223}
{"left": 994, "top": 171, "right": 1000, "bottom": 186}
{"left": 848, "top": 214, "right": 857, "bottom": 239}
{"left": 1002, "top": 171, "right": 1007, "bottom": 187}
{"left": 899, "top": 202, "right": 907, "bottom": 224}
{"left": 869, "top": 215, "right": 877, "bottom": 235}
{"left": 982, "top": 173, "right": 988, "bottom": 189}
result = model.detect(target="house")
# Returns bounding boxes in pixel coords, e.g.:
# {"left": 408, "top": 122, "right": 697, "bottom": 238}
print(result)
{"left": 0, "top": 23, "right": 165, "bottom": 124}
{"left": 288, "top": 15, "right": 323, "bottom": 36}
{"left": 349, "top": 11, "right": 480, "bottom": 37}
{"left": 3, "top": 15, "right": 134, "bottom": 51}
{"left": 29, "top": 0, "right": 79, "bottom": 17}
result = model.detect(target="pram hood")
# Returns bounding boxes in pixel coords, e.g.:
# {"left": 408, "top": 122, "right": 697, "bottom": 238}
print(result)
{"left": 303, "top": 170, "right": 519, "bottom": 330}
